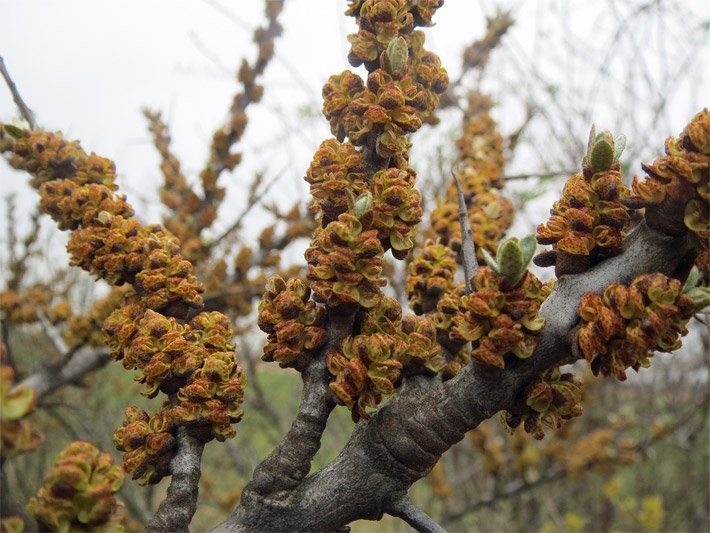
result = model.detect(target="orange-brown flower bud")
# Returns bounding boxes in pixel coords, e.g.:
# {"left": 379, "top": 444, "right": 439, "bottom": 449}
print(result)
{"left": 624, "top": 109, "right": 709, "bottom": 241}
{"left": 578, "top": 273, "right": 695, "bottom": 380}
{"left": 257, "top": 276, "right": 327, "bottom": 366}
{"left": 27, "top": 441, "right": 125, "bottom": 531}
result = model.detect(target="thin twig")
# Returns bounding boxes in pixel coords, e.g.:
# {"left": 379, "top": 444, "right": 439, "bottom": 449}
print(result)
{"left": 209, "top": 167, "right": 286, "bottom": 249}
{"left": 385, "top": 492, "right": 446, "bottom": 533}
{"left": 0, "top": 56, "right": 36, "bottom": 130}
{"left": 504, "top": 169, "right": 575, "bottom": 181}
{"left": 452, "top": 171, "right": 478, "bottom": 293}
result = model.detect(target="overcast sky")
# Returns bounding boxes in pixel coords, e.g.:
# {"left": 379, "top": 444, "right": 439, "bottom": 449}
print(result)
{"left": 1, "top": 0, "right": 708, "bottom": 272}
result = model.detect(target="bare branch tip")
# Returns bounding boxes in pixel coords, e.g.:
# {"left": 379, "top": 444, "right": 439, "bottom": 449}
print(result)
{"left": 0, "top": 56, "right": 36, "bottom": 130}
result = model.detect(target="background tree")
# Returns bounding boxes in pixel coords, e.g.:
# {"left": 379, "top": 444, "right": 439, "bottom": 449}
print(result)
{"left": 0, "top": 1, "right": 708, "bottom": 531}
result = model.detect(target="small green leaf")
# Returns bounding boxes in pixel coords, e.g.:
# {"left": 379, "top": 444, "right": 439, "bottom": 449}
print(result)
{"left": 481, "top": 248, "right": 500, "bottom": 275}
{"left": 354, "top": 192, "right": 373, "bottom": 217}
{"left": 519, "top": 234, "right": 537, "bottom": 268}
{"left": 385, "top": 36, "right": 409, "bottom": 73}
{"left": 682, "top": 266, "right": 700, "bottom": 293}
{"left": 589, "top": 135, "right": 615, "bottom": 172}
{"left": 97, "top": 211, "right": 112, "bottom": 225}
{"left": 497, "top": 238, "right": 524, "bottom": 284}
{"left": 686, "top": 286, "right": 710, "bottom": 313}
{"left": 3, "top": 124, "right": 24, "bottom": 139}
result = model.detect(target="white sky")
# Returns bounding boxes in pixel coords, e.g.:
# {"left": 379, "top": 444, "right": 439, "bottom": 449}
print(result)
{"left": 1, "top": 0, "right": 708, "bottom": 274}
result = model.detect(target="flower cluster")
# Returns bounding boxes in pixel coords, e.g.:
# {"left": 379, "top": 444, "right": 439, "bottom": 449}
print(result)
{"left": 67, "top": 215, "right": 204, "bottom": 314}
{"left": 461, "top": 12, "right": 514, "bottom": 72}
{"left": 328, "top": 331, "right": 404, "bottom": 421}
{"left": 365, "top": 166, "right": 423, "bottom": 256}
{"left": 327, "top": 296, "right": 442, "bottom": 420}
{"left": 1, "top": 126, "right": 247, "bottom": 484}
{"left": 441, "top": 237, "right": 548, "bottom": 368}
{"left": 406, "top": 240, "right": 457, "bottom": 314}
{"left": 623, "top": 108, "right": 709, "bottom": 242}
{"left": 536, "top": 127, "right": 632, "bottom": 276}
{"left": 144, "top": 109, "right": 207, "bottom": 263}
{"left": 323, "top": 0, "right": 448, "bottom": 158}
{"left": 113, "top": 407, "right": 175, "bottom": 486}
{"left": 0, "top": 361, "right": 42, "bottom": 458}
{"left": 106, "top": 309, "right": 244, "bottom": 415}
{"left": 27, "top": 441, "right": 125, "bottom": 532}
{"left": 305, "top": 139, "right": 368, "bottom": 224}
{"left": 503, "top": 367, "right": 584, "bottom": 440}
{"left": 305, "top": 214, "right": 386, "bottom": 309}
{"left": 450, "top": 267, "right": 547, "bottom": 368}
{"left": 577, "top": 273, "right": 696, "bottom": 380}
{"left": 0, "top": 285, "right": 53, "bottom": 324}
{"left": 257, "top": 276, "right": 327, "bottom": 367}
{"left": 451, "top": 92, "right": 506, "bottom": 195}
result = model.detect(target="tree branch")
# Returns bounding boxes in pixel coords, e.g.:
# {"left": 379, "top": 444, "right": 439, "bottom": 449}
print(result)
{"left": 144, "top": 427, "right": 205, "bottom": 532}
{"left": 18, "top": 347, "right": 109, "bottom": 402}
{"left": 215, "top": 222, "right": 697, "bottom": 531}
{"left": 0, "top": 56, "right": 36, "bottom": 130}
{"left": 384, "top": 492, "right": 446, "bottom": 533}
{"left": 244, "top": 312, "right": 355, "bottom": 499}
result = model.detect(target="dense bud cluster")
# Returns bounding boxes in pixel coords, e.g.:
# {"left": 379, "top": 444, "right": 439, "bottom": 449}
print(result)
{"left": 326, "top": 296, "right": 442, "bottom": 420}
{"left": 323, "top": 0, "right": 448, "bottom": 158}
{"left": 577, "top": 273, "right": 696, "bottom": 380}
{"left": 305, "top": 139, "right": 368, "bottom": 224}
{"left": 406, "top": 240, "right": 457, "bottom": 314}
{"left": 144, "top": 110, "right": 208, "bottom": 262}
{"left": 623, "top": 108, "right": 709, "bottom": 241}
{"left": 257, "top": 276, "right": 327, "bottom": 366}
{"left": 27, "top": 441, "right": 125, "bottom": 532}
{"left": 503, "top": 367, "right": 584, "bottom": 440}
{"left": 449, "top": 266, "right": 547, "bottom": 368}
{"left": 305, "top": 214, "right": 386, "bottom": 309}
{"left": 0, "top": 360, "right": 42, "bottom": 458}
{"left": 536, "top": 127, "right": 632, "bottom": 276}
{"left": 461, "top": 12, "right": 514, "bottom": 71}
{"left": 1, "top": 126, "right": 246, "bottom": 484}
{"left": 432, "top": 237, "right": 548, "bottom": 369}
{"left": 105, "top": 309, "right": 245, "bottom": 432}
{"left": 113, "top": 407, "right": 175, "bottom": 486}
{"left": 566, "top": 429, "right": 637, "bottom": 478}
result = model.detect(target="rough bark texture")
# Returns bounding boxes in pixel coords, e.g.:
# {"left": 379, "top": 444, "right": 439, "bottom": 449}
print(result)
{"left": 144, "top": 428, "right": 205, "bottom": 532}
{"left": 213, "top": 222, "right": 697, "bottom": 532}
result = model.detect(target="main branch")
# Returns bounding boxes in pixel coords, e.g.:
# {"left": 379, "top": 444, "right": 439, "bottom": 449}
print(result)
{"left": 215, "top": 221, "right": 696, "bottom": 531}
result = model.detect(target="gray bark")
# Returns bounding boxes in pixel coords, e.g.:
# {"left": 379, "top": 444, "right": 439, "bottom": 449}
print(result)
{"left": 213, "top": 222, "right": 697, "bottom": 531}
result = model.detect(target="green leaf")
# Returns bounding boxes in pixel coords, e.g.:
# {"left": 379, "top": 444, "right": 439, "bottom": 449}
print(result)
{"left": 682, "top": 266, "right": 700, "bottom": 293}
{"left": 481, "top": 248, "right": 500, "bottom": 275}
{"left": 385, "top": 36, "right": 408, "bottom": 73}
{"left": 353, "top": 192, "right": 372, "bottom": 217}
{"left": 519, "top": 234, "right": 537, "bottom": 268}
{"left": 3, "top": 124, "right": 24, "bottom": 139}
{"left": 497, "top": 238, "right": 524, "bottom": 284}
